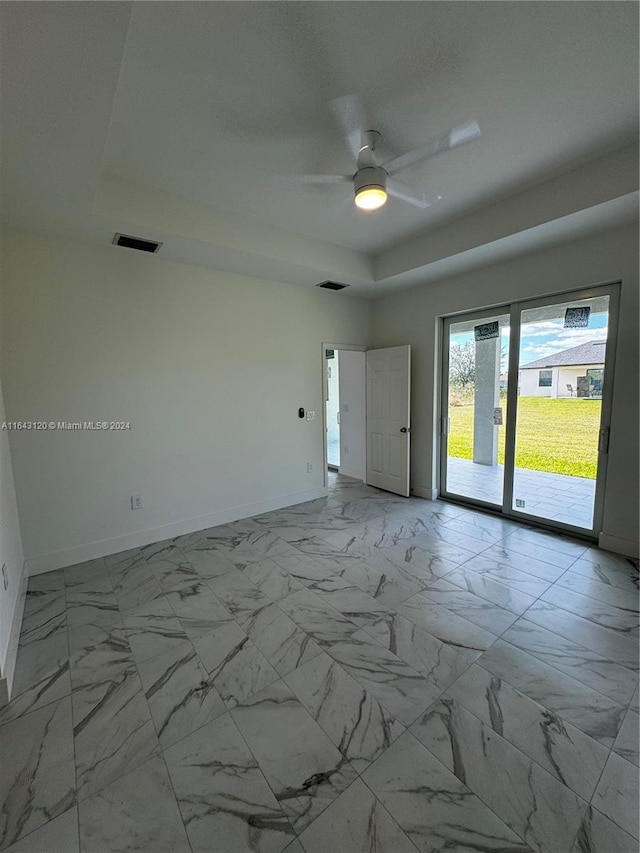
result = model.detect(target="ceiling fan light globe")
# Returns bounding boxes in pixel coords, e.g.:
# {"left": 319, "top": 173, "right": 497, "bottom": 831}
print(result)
{"left": 355, "top": 186, "right": 387, "bottom": 210}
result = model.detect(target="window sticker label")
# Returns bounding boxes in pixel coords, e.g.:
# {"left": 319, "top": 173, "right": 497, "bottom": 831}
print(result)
{"left": 564, "top": 307, "right": 590, "bottom": 328}
{"left": 474, "top": 321, "right": 499, "bottom": 341}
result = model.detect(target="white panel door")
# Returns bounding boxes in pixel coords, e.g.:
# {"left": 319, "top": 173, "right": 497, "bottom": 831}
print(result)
{"left": 366, "top": 345, "right": 411, "bottom": 496}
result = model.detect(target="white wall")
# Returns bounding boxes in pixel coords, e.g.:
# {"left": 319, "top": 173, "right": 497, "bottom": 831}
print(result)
{"left": 0, "top": 235, "right": 26, "bottom": 702}
{"left": 1, "top": 230, "right": 372, "bottom": 571}
{"left": 338, "top": 350, "right": 366, "bottom": 481}
{"left": 373, "top": 224, "right": 639, "bottom": 556}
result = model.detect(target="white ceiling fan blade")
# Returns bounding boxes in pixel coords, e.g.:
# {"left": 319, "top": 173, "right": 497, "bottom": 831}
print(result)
{"left": 329, "top": 94, "right": 367, "bottom": 161}
{"left": 386, "top": 178, "right": 431, "bottom": 209}
{"left": 276, "top": 174, "right": 351, "bottom": 185}
{"left": 381, "top": 120, "right": 481, "bottom": 177}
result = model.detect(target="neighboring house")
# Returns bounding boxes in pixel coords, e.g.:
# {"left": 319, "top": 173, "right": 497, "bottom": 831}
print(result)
{"left": 519, "top": 340, "right": 606, "bottom": 398}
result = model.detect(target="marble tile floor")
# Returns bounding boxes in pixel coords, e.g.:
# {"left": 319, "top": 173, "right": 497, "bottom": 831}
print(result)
{"left": 0, "top": 473, "right": 638, "bottom": 853}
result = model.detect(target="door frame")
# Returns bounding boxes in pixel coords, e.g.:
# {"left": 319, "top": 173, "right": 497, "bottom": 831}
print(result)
{"left": 438, "top": 281, "right": 621, "bottom": 539}
{"left": 321, "top": 343, "right": 367, "bottom": 489}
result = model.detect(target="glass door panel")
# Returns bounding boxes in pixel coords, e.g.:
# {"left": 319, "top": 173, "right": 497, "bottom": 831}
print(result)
{"left": 325, "top": 350, "right": 340, "bottom": 468}
{"left": 444, "top": 311, "right": 510, "bottom": 506}
{"left": 512, "top": 294, "right": 610, "bottom": 530}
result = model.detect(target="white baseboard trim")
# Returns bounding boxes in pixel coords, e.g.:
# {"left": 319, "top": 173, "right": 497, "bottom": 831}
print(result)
{"left": 411, "top": 486, "right": 439, "bottom": 500}
{"left": 598, "top": 532, "right": 639, "bottom": 559}
{"left": 0, "top": 560, "right": 28, "bottom": 706}
{"left": 26, "top": 486, "right": 329, "bottom": 576}
{"left": 337, "top": 468, "right": 364, "bottom": 481}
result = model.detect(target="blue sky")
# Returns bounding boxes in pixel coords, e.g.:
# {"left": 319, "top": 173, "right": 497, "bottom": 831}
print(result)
{"left": 450, "top": 311, "right": 608, "bottom": 371}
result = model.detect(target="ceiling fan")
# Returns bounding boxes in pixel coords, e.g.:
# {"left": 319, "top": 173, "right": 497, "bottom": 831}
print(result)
{"left": 291, "top": 95, "right": 481, "bottom": 212}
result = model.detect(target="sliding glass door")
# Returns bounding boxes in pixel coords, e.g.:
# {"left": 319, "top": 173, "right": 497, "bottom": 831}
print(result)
{"left": 442, "top": 309, "right": 510, "bottom": 507}
{"left": 441, "top": 284, "right": 618, "bottom": 537}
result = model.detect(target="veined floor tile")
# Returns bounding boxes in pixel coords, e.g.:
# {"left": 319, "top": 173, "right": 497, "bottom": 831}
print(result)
{"left": 501, "top": 619, "right": 638, "bottom": 704}
{"left": 64, "top": 557, "right": 110, "bottom": 588}
{"left": 241, "top": 602, "right": 322, "bottom": 676}
{"left": 326, "top": 632, "right": 443, "bottom": 726}
{"left": 479, "top": 640, "right": 626, "bottom": 746}
{"left": 362, "top": 731, "right": 531, "bottom": 852}
{"left": 475, "top": 544, "right": 567, "bottom": 581}
{"left": 446, "top": 664, "right": 609, "bottom": 800}
{"left": 306, "top": 574, "right": 389, "bottom": 626}
{"left": 242, "top": 557, "right": 305, "bottom": 600}
{"left": 19, "top": 590, "right": 66, "bottom": 645}
{"left": 456, "top": 554, "right": 553, "bottom": 597}
{"left": 297, "top": 778, "right": 417, "bottom": 853}
{"left": 68, "top": 622, "right": 135, "bottom": 690}
{"left": 0, "top": 697, "right": 75, "bottom": 850}
{"left": 362, "top": 611, "right": 473, "bottom": 687}
{"left": 137, "top": 641, "right": 226, "bottom": 749}
{"left": 506, "top": 527, "right": 587, "bottom": 559}
{"left": 333, "top": 553, "right": 426, "bottom": 606}
{"left": 147, "top": 557, "right": 202, "bottom": 592}
{"left": 570, "top": 555, "right": 639, "bottom": 593}
{"left": 78, "top": 756, "right": 190, "bottom": 853}
{"left": 4, "top": 475, "right": 634, "bottom": 853}
{"left": 398, "top": 592, "right": 497, "bottom": 659}
{"left": 270, "top": 551, "right": 336, "bottom": 585}
{"left": 410, "top": 696, "right": 586, "bottom": 853}
{"left": 193, "top": 620, "right": 279, "bottom": 707}
{"left": 0, "top": 631, "right": 70, "bottom": 727}
{"left": 110, "top": 563, "right": 163, "bottom": 612}
{"left": 286, "top": 535, "right": 362, "bottom": 571}
{"left": 66, "top": 577, "right": 121, "bottom": 631}
{"left": 104, "top": 546, "right": 146, "bottom": 574}
{"left": 207, "top": 569, "right": 273, "bottom": 627}
{"left": 571, "top": 804, "right": 638, "bottom": 853}
{"left": 592, "top": 752, "right": 639, "bottom": 840}
{"left": 26, "top": 570, "right": 65, "bottom": 593}
{"left": 1, "top": 807, "right": 78, "bottom": 853}
{"left": 180, "top": 541, "right": 237, "bottom": 578}
{"left": 524, "top": 600, "right": 639, "bottom": 670}
{"left": 440, "top": 566, "right": 538, "bottom": 614}
{"left": 164, "top": 712, "right": 295, "bottom": 853}
{"left": 122, "top": 597, "right": 189, "bottom": 664}
{"left": 491, "top": 538, "right": 579, "bottom": 571}
{"left": 613, "top": 705, "right": 639, "bottom": 767}
{"left": 419, "top": 578, "right": 520, "bottom": 634}
{"left": 541, "top": 585, "right": 639, "bottom": 633}
{"left": 556, "top": 569, "right": 640, "bottom": 609}
{"left": 277, "top": 588, "right": 361, "bottom": 646}
{"left": 72, "top": 666, "right": 160, "bottom": 800}
{"left": 230, "top": 680, "right": 359, "bottom": 833}
{"left": 400, "top": 532, "right": 481, "bottom": 565}
{"left": 284, "top": 652, "right": 404, "bottom": 772}
{"left": 380, "top": 543, "right": 459, "bottom": 585}
{"left": 165, "top": 580, "right": 233, "bottom": 640}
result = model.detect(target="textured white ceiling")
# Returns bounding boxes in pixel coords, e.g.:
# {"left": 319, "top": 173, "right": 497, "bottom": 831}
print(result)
{"left": 103, "top": 2, "right": 638, "bottom": 252}
{"left": 1, "top": 1, "right": 638, "bottom": 294}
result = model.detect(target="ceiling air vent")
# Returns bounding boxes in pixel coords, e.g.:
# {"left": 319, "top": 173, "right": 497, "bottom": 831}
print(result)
{"left": 113, "top": 233, "right": 162, "bottom": 253}
{"left": 316, "top": 280, "right": 349, "bottom": 291}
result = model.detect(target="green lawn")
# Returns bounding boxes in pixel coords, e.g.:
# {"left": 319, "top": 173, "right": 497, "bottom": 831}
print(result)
{"left": 448, "top": 397, "right": 602, "bottom": 479}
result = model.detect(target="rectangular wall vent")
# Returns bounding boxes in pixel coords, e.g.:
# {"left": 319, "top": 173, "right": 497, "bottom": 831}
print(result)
{"left": 113, "top": 233, "right": 162, "bottom": 253}
{"left": 316, "top": 281, "right": 349, "bottom": 291}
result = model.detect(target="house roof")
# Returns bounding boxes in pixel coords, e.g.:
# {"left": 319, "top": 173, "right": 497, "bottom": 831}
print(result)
{"left": 520, "top": 340, "right": 606, "bottom": 369}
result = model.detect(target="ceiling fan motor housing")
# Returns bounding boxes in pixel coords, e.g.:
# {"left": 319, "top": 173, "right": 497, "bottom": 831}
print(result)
{"left": 354, "top": 166, "right": 387, "bottom": 194}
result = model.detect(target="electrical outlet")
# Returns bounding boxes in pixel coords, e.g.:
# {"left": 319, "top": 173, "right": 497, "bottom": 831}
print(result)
{"left": 1, "top": 563, "right": 7, "bottom": 591}
{"left": 306, "top": 462, "right": 313, "bottom": 473}
{"left": 131, "top": 495, "right": 144, "bottom": 510}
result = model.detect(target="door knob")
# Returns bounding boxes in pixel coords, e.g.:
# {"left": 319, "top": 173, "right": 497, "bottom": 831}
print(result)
{"left": 400, "top": 427, "right": 408, "bottom": 433}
